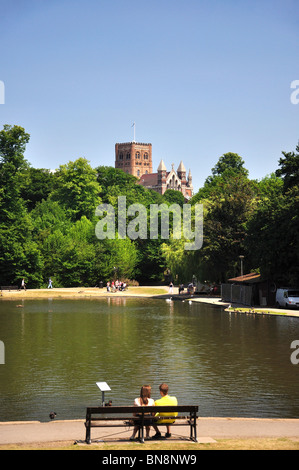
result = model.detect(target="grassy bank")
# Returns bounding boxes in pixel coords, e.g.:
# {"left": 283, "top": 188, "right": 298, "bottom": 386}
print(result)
{"left": 1, "top": 438, "right": 299, "bottom": 450}
{"left": 0, "top": 286, "right": 169, "bottom": 300}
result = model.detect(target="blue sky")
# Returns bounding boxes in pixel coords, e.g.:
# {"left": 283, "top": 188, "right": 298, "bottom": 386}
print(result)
{"left": 0, "top": 0, "right": 298, "bottom": 190}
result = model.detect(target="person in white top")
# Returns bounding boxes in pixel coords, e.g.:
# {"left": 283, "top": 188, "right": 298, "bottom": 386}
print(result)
{"left": 130, "top": 385, "right": 155, "bottom": 440}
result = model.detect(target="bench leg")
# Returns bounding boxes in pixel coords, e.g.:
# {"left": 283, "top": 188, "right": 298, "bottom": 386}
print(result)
{"left": 190, "top": 415, "right": 198, "bottom": 442}
{"left": 193, "top": 423, "right": 198, "bottom": 442}
{"left": 85, "top": 421, "right": 91, "bottom": 444}
{"left": 137, "top": 425, "right": 144, "bottom": 443}
{"left": 85, "top": 431, "right": 91, "bottom": 444}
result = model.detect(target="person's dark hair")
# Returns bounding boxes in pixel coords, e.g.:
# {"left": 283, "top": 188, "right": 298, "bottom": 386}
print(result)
{"left": 140, "top": 385, "right": 152, "bottom": 405}
{"left": 159, "top": 383, "right": 169, "bottom": 395}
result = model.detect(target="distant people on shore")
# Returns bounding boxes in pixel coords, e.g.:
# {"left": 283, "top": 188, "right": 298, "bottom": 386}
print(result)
{"left": 187, "top": 283, "right": 194, "bottom": 294}
{"left": 106, "top": 280, "right": 127, "bottom": 292}
{"left": 21, "top": 278, "right": 26, "bottom": 291}
{"left": 48, "top": 278, "right": 53, "bottom": 289}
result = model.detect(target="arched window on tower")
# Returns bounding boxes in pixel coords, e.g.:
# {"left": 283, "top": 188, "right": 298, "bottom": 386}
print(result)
{"left": 172, "top": 174, "right": 175, "bottom": 188}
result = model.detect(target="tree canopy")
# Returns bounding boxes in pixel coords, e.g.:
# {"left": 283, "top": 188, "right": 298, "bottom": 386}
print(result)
{"left": 276, "top": 142, "right": 299, "bottom": 191}
{"left": 0, "top": 124, "right": 298, "bottom": 288}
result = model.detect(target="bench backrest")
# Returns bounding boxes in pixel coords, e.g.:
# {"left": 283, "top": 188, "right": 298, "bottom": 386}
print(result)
{"left": 1, "top": 286, "right": 18, "bottom": 290}
{"left": 86, "top": 405, "right": 198, "bottom": 416}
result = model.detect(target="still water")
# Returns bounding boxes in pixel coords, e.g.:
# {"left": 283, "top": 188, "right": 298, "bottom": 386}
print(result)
{"left": 0, "top": 297, "right": 299, "bottom": 422}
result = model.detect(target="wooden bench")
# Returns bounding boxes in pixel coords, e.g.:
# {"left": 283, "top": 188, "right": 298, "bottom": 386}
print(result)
{"left": 1, "top": 286, "right": 19, "bottom": 292}
{"left": 85, "top": 405, "right": 198, "bottom": 444}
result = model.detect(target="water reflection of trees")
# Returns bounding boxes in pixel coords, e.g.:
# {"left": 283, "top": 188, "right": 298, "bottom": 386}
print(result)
{"left": 0, "top": 298, "right": 298, "bottom": 420}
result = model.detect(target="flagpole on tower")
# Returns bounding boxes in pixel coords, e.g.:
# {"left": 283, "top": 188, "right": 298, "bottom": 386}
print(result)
{"left": 132, "top": 122, "right": 136, "bottom": 143}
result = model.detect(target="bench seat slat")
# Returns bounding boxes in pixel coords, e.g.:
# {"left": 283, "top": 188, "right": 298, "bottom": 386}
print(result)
{"left": 89, "top": 421, "right": 193, "bottom": 428}
{"left": 88, "top": 415, "right": 191, "bottom": 422}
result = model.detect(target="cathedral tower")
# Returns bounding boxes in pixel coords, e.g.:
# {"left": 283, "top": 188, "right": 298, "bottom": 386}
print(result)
{"left": 115, "top": 142, "right": 153, "bottom": 178}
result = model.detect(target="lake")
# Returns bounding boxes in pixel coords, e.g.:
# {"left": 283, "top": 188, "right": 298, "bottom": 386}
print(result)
{"left": 0, "top": 297, "right": 299, "bottom": 422}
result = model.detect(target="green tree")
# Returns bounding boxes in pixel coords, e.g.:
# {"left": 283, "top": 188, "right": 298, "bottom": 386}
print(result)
{"left": 163, "top": 189, "right": 185, "bottom": 206}
{"left": 192, "top": 152, "right": 249, "bottom": 202}
{"left": 245, "top": 169, "right": 298, "bottom": 286}
{"left": 94, "top": 237, "right": 139, "bottom": 282}
{"left": 0, "top": 124, "right": 30, "bottom": 172}
{"left": 211, "top": 152, "right": 249, "bottom": 178}
{"left": 161, "top": 239, "right": 194, "bottom": 283}
{"left": 19, "top": 167, "right": 56, "bottom": 211}
{"left": 245, "top": 186, "right": 299, "bottom": 285}
{"left": 31, "top": 199, "right": 71, "bottom": 234}
{"left": 96, "top": 166, "right": 165, "bottom": 282}
{"left": 136, "top": 239, "right": 166, "bottom": 284}
{"left": 97, "top": 166, "right": 138, "bottom": 198}
{"left": 0, "top": 214, "right": 44, "bottom": 287}
{"left": 31, "top": 199, "right": 72, "bottom": 285}
{"left": 0, "top": 125, "right": 30, "bottom": 219}
{"left": 51, "top": 158, "right": 101, "bottom": 221}
{"left": 276, "top": 141, "right": 299, "bottom": 191}
{"left": 191, "top": 175, "right": 257, "bottom": 283}
{"left": 0, "top": 125, "right": 43, "bottom": 286}
{"left": 57, "top": 217, "right": 98, "bottom": 286}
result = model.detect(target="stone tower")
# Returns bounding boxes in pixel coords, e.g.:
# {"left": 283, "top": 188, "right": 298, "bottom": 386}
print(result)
{"left": 115, "top": 142, "right": 153, "bottom": 178}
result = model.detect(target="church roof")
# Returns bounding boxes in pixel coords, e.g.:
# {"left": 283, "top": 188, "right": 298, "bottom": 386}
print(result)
{"left": 157, "top": 159, "right": 167, "bottom": 171}
{"left": 177, "top": 161, "right": 186, "bottom": 172}
{"left": 139, "top": 173, "right": 158, "bottom": 186}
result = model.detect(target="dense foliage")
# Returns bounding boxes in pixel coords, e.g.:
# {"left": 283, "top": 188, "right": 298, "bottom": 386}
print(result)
{"left": 0, "top": 125, "right": 298, "bottom": 288}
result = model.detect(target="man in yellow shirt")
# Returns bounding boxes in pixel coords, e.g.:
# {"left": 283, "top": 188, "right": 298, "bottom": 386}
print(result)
{"left": 152, "top": 383, "right": 178, "bottom": 439}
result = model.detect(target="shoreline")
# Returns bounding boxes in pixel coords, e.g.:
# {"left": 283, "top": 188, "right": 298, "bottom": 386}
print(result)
{"left": 0, "top": 417, "right": 298, "bottom": 448}
{"left": 1, "top": 286, "right": 298, "bottom": 317}
{"left": 0, "top": 286, "right": 169, "bottom": 300}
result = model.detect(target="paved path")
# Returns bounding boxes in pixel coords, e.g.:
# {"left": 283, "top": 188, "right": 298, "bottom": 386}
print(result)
{"left": 0, "top": 417, "right": 298, "bottom": 445}
{"left": 190, "top": 296, "right": 299, "bottom": 315}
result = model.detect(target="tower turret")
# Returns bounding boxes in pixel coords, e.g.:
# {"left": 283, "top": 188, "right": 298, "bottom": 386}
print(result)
{"left": 177, "top": 161, "right": 186, "bottom": 183}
